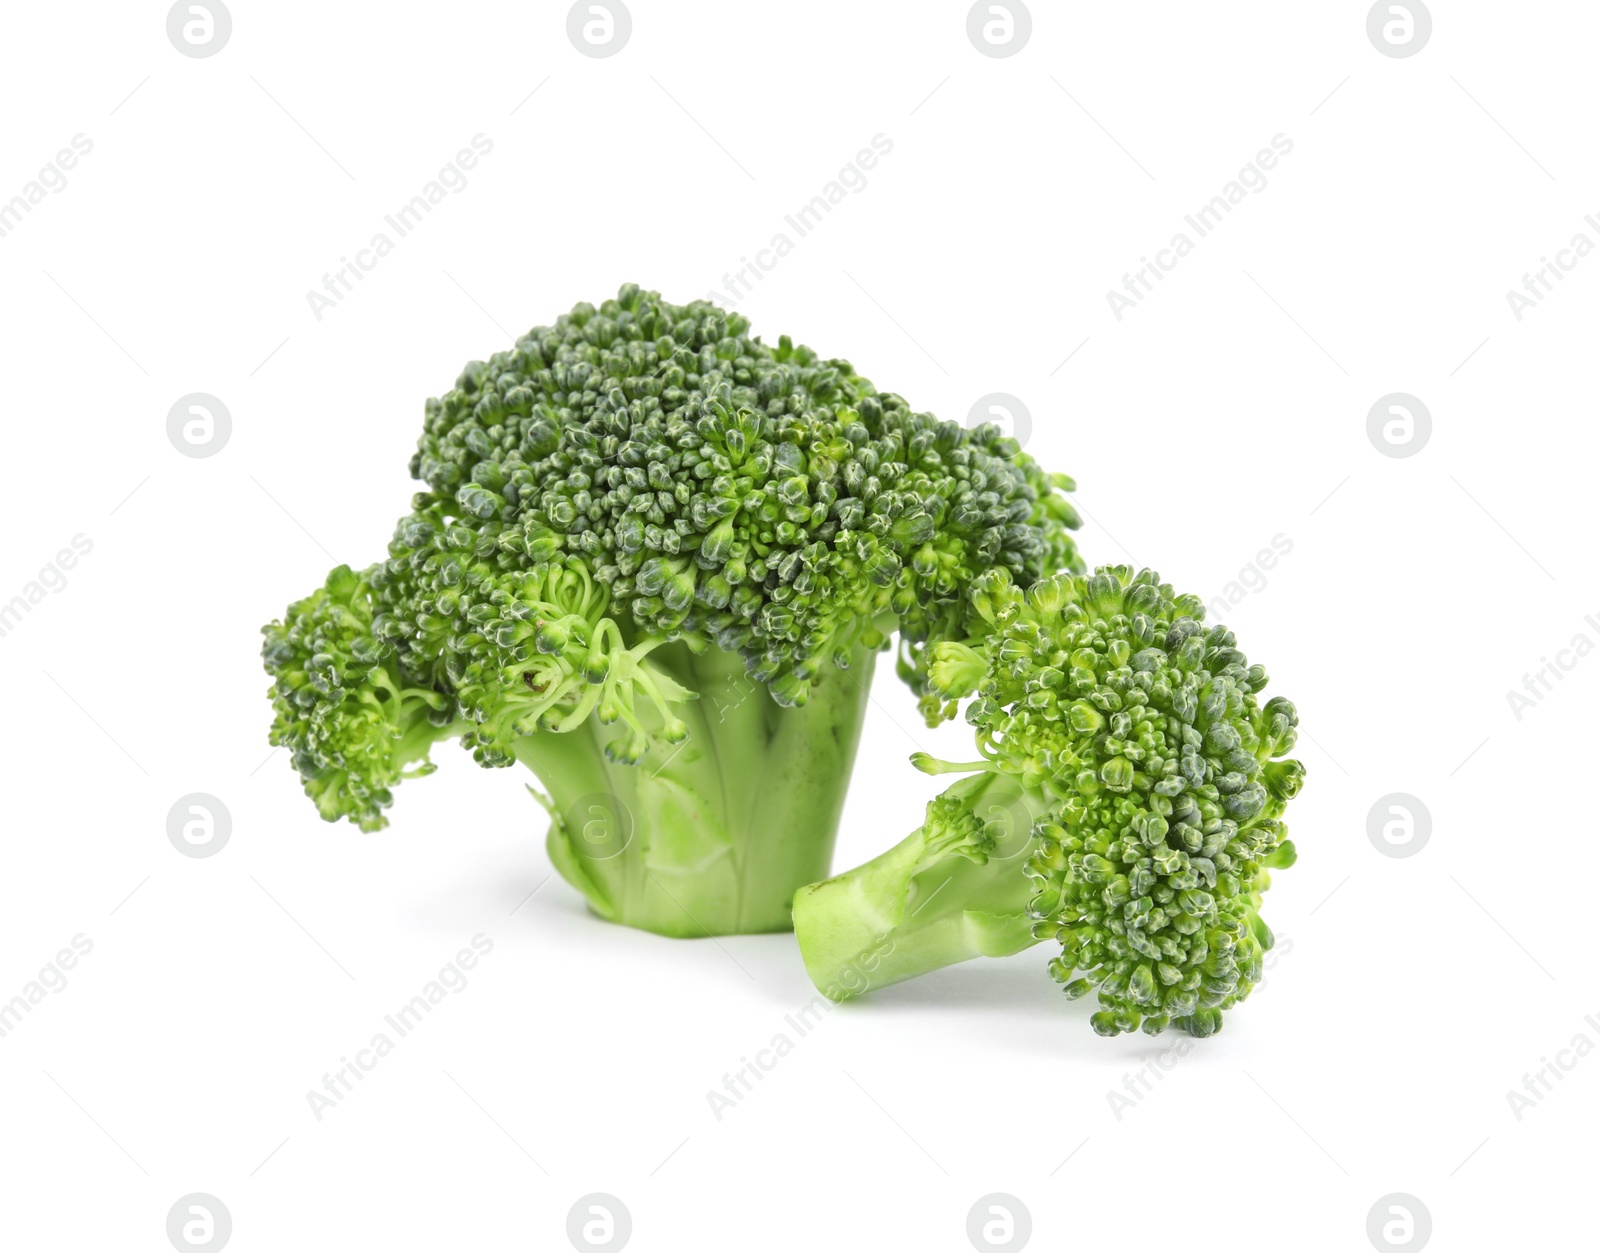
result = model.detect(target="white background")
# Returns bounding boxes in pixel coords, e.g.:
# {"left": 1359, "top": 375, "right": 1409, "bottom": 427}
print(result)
{"left": 0, "top": 2, "right": 1592, "bottom": 1250}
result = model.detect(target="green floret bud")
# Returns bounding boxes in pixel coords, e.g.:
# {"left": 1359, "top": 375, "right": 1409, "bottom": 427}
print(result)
{"left": 926, "top": 641, "right": 988, "bottom": 699}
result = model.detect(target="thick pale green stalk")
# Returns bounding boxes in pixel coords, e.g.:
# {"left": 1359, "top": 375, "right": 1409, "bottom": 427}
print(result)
{"left": 792, "top": 772, "right": 1049, "bottom": 998}
{"left": 517, "top": 642, "right": 875, "bottom": 937}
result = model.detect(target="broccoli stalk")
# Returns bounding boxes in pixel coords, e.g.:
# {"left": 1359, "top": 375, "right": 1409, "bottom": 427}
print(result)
{"left": 262, "top": 285, "right": 1082, "bottom": 937}
{"left": 793, "top": 566, "right": 1304, "bottom": 1035}
{"left": 514, "top": 637, "right": 876, "bottom": 934}
{"left": 793, "top": 770, "right": 1051, "bottom": 997}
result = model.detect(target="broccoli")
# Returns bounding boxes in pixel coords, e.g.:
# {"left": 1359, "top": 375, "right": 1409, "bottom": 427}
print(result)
{"left": 262, "top": 284, "right": 1082, "bottom": 937}
{"left": 791, "top": 565, "right": 1303, "bottom": 1036}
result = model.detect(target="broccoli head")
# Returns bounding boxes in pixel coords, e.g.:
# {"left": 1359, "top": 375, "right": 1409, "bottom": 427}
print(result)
{"left": 263, "top": 284, "right": 1082, "bottom": 937}
{"left": 792, "top": 565, "right": 1303, "bottom": 1036}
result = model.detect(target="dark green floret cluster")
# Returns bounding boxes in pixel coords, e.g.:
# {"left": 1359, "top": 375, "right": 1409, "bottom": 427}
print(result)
{"left": 1011, "top": 569, "right": 1301, "bottom": 1036}
{"left": 405, "top": 281, "right": 1079, "bottom": 705}
{"left": 262, "top": 285, "right": 1081, "bottom": 937}
{"left": 261, "top": 563, "right": 465, "bottom": 832}
{"left": 793, "top": 565, "right": 1303, "bottom": 1038}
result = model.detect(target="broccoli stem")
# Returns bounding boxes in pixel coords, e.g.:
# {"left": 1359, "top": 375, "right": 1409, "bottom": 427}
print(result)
{"left": 516, "top": 641, "right": 876, "bottom": 937}
{"left": 792, "top": 772, "right": 1050, "bottom": 998}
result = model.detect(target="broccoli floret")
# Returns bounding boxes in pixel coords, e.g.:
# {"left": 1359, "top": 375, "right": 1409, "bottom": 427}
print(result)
{"left": 263, "top": 284, "right": 1083, "bottom": 937}
{"left": 261, "top": 563, "right": 469, "bottom": 829}
{"left": 792, "top": 565, "right": 1303, "bottom": 1036}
